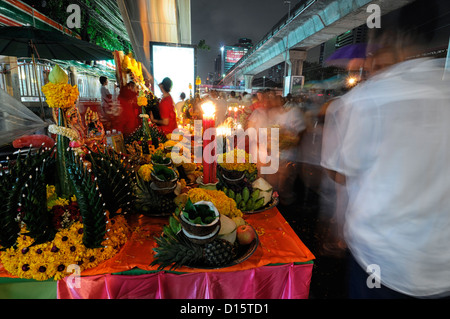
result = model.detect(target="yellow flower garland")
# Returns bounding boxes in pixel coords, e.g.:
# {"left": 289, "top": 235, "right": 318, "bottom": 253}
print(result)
{"left": 42, "top": 82, "right": 79, "bottom": 109}
{"left": 0, "top": 215, "right": 130, "bottom": 281}
{"left": 187, "top": 188, "right": 243, "bottom": 218}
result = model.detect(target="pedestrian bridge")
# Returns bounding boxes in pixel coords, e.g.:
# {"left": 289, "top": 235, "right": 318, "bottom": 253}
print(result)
{"left": 222, "top": 0, "right": 415, "bottom": 92}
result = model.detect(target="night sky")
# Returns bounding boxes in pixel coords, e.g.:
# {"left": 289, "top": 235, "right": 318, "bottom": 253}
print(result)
{"left": 190, "top": 0, "right": 297, "bottom": 80}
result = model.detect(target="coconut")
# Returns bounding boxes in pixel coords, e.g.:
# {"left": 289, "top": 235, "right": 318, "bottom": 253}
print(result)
{"left": 252, "top": 177, "right": 273, "bottom": 206}
{"left": 218, "top": 214, "right": 237, "bottom": 244}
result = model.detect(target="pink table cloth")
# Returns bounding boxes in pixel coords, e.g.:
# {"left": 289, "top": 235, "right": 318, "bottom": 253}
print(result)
{"left": 57, "top": 262, "right": 313, "bottom": 299}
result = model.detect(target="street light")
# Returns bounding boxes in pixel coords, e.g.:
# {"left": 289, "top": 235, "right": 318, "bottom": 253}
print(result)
{"left": 220, "top": 46, "right": 225, "bottom": 82}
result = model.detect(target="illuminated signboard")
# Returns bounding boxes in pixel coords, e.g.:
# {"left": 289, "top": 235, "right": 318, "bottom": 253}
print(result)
{"left": 224, "top": 46, "right": 248, "bottom": 73}
{"left": 150, "top": 42, "right": 196, "bottom": 101}
{"left": 226, "top": 49, "right": 245, "bottom": 63}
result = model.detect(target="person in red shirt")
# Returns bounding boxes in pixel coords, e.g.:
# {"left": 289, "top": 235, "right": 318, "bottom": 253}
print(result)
{"left": 150, "top": 77, "right": 177, "bottom": 135}
{"left": 117, "top": 81, "right": 139, "bottom": 138}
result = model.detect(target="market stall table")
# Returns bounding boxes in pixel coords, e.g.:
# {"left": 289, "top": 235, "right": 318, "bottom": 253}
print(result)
{"left": 0, "top": 208, "right": 315, "bottom": 299}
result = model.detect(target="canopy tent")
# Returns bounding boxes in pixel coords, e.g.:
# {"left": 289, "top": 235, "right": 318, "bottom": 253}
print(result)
{"left": 116, "top": 0, "right": 192, "bottom": 72}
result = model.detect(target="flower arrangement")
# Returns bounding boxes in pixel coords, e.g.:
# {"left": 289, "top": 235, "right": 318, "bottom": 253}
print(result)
{"left": 187, "top": 188, "right": 243, "bottom": 219}
{"left": 0, "top": 182, "right": 130, "bottom": 281}
{"left": 0, "top": 214, "right": 129, "bottom": 281}
{"left": 138, "top": 164, "right": 154, "bottom": 182}
{"left": 41, "top": 82, "right": 79, "bottom": 110}
{"left": 137, "top": 95, "right": 148, "bottom": 107}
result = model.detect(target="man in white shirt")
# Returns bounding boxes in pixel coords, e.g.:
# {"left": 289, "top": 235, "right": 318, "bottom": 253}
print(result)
{"left": 99, "top": 76, "right": 112, "bottom": 121}
{"left": 321, "top": 0, "right": 450, "bottom": 298}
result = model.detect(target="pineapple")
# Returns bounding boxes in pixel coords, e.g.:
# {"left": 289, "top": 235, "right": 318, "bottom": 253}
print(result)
{"left": 203, "top": 239, "right": 236, "bottom": 267}
{"left": 151, "top": 232, "right": 236, "bottom": 270}
{"left": 134, "top": 173, "right": 176, "bottom": 216}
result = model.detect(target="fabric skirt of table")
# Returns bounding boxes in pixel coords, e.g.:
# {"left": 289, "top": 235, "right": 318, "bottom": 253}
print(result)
{"left": 57, "top": 262, "right": 313, "bottom": 299}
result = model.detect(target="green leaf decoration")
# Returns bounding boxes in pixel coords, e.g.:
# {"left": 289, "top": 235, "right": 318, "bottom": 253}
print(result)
{"left": 56, "top": 108, "right": 73, "bottom": 198}
{"left": 20, "top": 168, "right": 56, "bottom": 246}
{"left": 182, "top": 199, "right": 215, "bottom": 225}
{"left": 152, "top": 165, "right": 175, "bottom": 181}
{"left": 124, "top": 124, "right": 167, "bottom": 148}
{"left": 87, "top": 146, "right": 135, "bottom": 217}
{"left": 0, "top": 146, "right": 56, "bottom": 250}
{"left": 65, "top": 150, "right": 106, "bottom": 249}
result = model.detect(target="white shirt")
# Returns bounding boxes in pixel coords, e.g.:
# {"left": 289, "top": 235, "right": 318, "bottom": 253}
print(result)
{"left": 100, "top": 86, "right": 112, "bottom": 107}
{"left": 274, "top": 107, "right": 306, "bottom": 162}
{"left": 321, "top": 58, "right": 450, "bottom": 297}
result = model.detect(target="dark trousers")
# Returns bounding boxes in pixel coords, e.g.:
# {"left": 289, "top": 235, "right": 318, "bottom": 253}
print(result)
{"left": 347, "top": 253, "right": 416, "bottom": 299}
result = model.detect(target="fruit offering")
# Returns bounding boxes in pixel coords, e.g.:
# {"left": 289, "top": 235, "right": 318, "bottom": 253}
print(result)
{"left": 151, "top": 198, "right": 258, "bottom": 270}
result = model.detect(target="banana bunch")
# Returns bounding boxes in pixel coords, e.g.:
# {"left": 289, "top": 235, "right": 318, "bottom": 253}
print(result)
{"left": 222, "top": 186, "right": 265, "bottom": 212}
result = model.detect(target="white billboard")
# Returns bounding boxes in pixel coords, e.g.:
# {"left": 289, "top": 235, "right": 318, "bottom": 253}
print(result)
{"left": 150, "top": 42, "right": 196, "bottom": 102}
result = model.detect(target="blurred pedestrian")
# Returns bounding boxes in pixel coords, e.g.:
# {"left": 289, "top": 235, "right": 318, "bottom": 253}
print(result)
{"left": 99, "top": 76, "right": 112, "bottom": 121}
{"left": 249, "top": 89, "right": 267, "bottom": 112}
{"left": 210, "top": 90, "right": 227, "bottom": 126}
{"left": 117, "top": 81, "right": 139, "bottom": 138}
{"left": 175, "top": 92, "right": 186, "bottom": 122}
{"left": 226, "top": 91, "right": 240, "bottom": 110}
{"left": 321, "top": 0, "right": 450, "bottom": 299}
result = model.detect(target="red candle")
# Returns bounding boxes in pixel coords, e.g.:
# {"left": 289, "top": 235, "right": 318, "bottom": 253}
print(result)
{"left": 202, "top": 102, "right": 216, "bottom": 184}
{"left": 210, "top": 126, "right": 217, "bottom": 183}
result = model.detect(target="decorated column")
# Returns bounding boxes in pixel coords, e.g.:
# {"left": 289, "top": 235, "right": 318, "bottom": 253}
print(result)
{"left": 41, "top": 65, "right": 79, "bottom": 199}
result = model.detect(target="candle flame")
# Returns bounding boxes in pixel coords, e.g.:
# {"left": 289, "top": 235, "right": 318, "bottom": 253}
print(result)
{"left": 202, "top": 102, "right": 216, "bottom": 117}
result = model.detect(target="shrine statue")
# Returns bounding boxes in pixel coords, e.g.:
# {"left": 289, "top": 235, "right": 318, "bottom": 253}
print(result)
{"left": 84, "top": 107, "right": 106, "bottom": 148}
{"left": 65, "top": 106, "right": 86, "bottom": 147}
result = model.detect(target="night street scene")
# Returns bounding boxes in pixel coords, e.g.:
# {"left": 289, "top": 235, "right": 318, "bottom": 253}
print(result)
{"left": 0, "top": 0, "right": 449, "bottom": 306}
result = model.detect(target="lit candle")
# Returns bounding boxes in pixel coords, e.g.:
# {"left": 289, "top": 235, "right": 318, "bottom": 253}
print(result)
{"left": 201, "top": 102, "right": 216, "bottom": 184}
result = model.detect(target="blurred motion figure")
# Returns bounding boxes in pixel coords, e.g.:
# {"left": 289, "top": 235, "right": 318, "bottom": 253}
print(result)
{"left": 320, "top": 0, "right": 450, "bottom": 299}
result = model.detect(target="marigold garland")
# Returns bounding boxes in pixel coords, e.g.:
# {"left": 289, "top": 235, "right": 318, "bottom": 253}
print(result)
{"left": 42, "top": 82, "right": 79, "bottom": 109}
{"left": 187, "top": 188, "right": 243, "bottom": 218}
